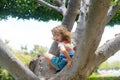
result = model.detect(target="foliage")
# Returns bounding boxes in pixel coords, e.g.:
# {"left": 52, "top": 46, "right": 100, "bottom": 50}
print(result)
{"left": 13, "top": 50, "right": 33, "bottom": 65}
{"left": 0, "top": 67, "right": 14, "bottom": 80}
{"left": 0, "top": 0, "right": 62, "bottom": 21}
{"left": 99, "top": 61, "right": 120, "bottom": 70}
{"left": 30, "top": 45, "right": 48, "bottom": 56}
{"left": 0, "top": 0, "right": 120, "bottom": 25}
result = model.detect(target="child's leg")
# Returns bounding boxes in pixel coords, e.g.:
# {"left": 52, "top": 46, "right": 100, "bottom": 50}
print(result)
{"left": 44, "top": 53, "right": 58, "bottom": 70}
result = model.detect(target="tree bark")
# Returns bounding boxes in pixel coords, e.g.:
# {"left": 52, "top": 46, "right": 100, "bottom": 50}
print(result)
{"left": 95, "top": 33, "right": 120, "bottom": 66}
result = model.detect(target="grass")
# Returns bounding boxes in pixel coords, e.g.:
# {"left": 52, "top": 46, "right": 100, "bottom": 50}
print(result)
{"left": 11, "top": 50, "right": 33, "bottom": 65}
{"left": 88, "top": 73, "right": 120, "bottom": 80}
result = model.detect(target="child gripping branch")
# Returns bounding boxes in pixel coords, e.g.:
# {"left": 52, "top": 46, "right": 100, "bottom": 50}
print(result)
{"left": 44, "top": 25, "right": 75, "bottom": 73}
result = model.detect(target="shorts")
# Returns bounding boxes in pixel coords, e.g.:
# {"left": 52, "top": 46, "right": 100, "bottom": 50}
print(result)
{"left": 51, "top": 56, "right": 67, "bottom": 70}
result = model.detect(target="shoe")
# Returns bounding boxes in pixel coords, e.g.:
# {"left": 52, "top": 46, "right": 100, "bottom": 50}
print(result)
{"left": 54, "top": 70, "right": 61, "bottom": 74}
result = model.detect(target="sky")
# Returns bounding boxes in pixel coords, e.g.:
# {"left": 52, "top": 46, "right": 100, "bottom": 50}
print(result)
{"left": 0, "top": 18, "right": 61, "bottom": 50}
{"left": 0, "top": 17, "right": 120, "bottom": 62}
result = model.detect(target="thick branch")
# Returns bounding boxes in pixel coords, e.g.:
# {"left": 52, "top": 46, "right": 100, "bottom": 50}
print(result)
{"left": 106, "top": 0, "right": 120, "bottom": 24}
{"left": 0, "top": 39, "right": 39, "bottom": 80}
{"left": 37, "top": 0, "right": 66, "bottom": 15}
{"left": 62, "top": 0, "right": 81, "bottom": 31}
{"left": 95, "top": 33, "right": 120, "bottom": 65}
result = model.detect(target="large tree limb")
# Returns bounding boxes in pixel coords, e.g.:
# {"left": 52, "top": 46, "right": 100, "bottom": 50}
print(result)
{"left": 37, "top": 0, "right": 67, "bottom": 15}
{"left": 0, "top": 39, "right": 39, "bottom": 80}
{"left": 95, "top": 33, "right": 120, "bottom": 66}
{"left": 106, "top": 0, "right": 120, "bottom": 24}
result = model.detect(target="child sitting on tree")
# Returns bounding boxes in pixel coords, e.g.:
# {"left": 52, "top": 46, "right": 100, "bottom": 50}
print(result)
{"left": 44, "top": 25, "right": 75, "bottom": 73}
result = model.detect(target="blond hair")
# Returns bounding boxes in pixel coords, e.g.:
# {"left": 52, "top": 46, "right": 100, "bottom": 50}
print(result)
{"left": 51, "top": 25, "right": 71, "bottom": 43}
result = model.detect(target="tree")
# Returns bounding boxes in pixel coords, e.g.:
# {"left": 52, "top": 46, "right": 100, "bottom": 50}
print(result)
{"left": 0, "top": 0, "right": 62, "bottom": 21}
{"left": 0, "top": 0, "right": 120, "bottom": 80}
{"left": 21, "top": 45, "right": 28, "bottom": 54}
{"left": 30, "top": 45, "right": 48, "bottom": 56}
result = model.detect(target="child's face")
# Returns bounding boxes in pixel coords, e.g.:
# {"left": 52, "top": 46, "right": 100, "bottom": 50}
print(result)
{"left": 53, "top": 33, "right": 62, "bottom": 43}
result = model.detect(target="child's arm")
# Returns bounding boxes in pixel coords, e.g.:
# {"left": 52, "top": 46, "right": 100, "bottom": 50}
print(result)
{"left": 59, "top": 46, "right": 72, "bottom": 68}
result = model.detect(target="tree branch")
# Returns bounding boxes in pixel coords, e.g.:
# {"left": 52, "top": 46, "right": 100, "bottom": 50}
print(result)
{"left": 106, "top": 0, "right": 120, "bottom": 24}
{"left": 59, "top": 0, "right": 67, "bottom": 15}
{"left": 95, "top": 33, "right": 120, "bottom": 65}
{"left": 37, "top": 0, "right": 66, "bottom": 15}
{"left": 62, "top": 0, "right": 81, "bottom": 31}
{"left": 0, "top": 39, "right": 39, "bottom": 80}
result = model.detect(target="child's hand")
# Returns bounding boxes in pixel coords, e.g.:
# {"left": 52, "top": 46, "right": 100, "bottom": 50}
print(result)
{"left": 67, "top": 60, "right": 72, "bottom": 68}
